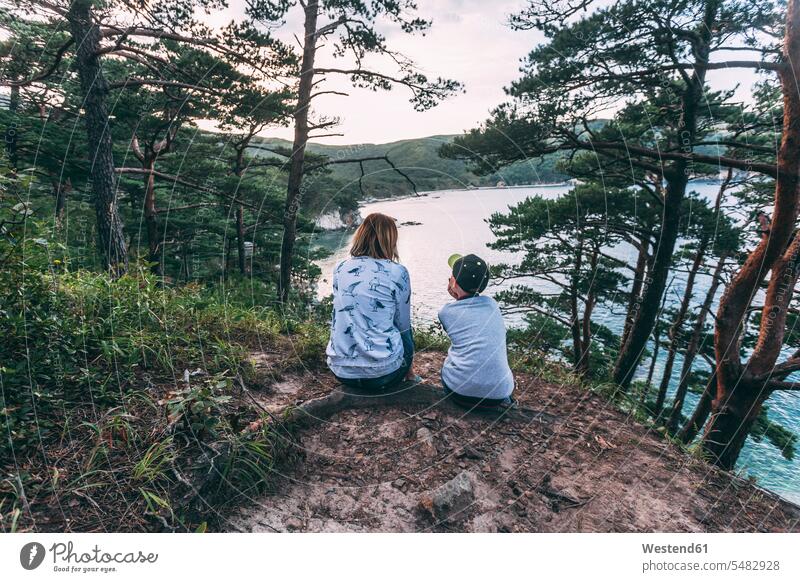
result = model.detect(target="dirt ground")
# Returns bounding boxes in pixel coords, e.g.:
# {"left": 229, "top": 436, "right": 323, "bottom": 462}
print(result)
{"left": 225, "top": 350, "right": 800, "bottom": 533}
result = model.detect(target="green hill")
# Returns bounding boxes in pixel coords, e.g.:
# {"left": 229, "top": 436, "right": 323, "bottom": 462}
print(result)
{"left": 248, "top": 134, "right": 568, "bottom": 200}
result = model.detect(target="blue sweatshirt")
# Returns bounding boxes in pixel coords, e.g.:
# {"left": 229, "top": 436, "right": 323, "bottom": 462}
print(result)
{"left": 326, "top": 256, "right": 412, "bottom": 379}
{"left": 438, "top": 295, "right": 514, "bottom": 399}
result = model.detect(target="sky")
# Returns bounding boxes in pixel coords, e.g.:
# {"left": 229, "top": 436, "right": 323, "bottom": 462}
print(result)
{"left": 202, "top": 0, "right": 760, "bottom": 146}
{"left": 203, "top": 0, "right": 539, "bottom": 145}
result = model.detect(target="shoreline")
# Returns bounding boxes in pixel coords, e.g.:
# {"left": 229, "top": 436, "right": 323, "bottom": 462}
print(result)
{"left": 315, "top": 182, "right": 574, "bottom": 233}
{"left": 315, "top": 177, "right": 732, "bottom": 232}
{"left": 358, "top": 181, "right": 571, "bottom": 205}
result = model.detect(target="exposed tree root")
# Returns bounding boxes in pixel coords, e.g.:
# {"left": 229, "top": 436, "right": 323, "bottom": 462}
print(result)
{"left": 281, "top": 381, "right": 558, "bottom": 428}
{"left": 240, "top": 378, "right": 558, "bottom": 435}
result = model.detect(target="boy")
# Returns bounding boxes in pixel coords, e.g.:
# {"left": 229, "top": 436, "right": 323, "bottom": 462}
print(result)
{"left": 438, "top": 253, "right": 515, "bottom": 407}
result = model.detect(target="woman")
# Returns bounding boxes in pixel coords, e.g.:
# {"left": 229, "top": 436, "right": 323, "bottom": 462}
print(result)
{"left": 326, "top": 212, "right": 415, "bottom": 389}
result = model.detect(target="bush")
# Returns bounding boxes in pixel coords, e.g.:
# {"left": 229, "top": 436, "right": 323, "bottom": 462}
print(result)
{"left": 414, "top": 321, "right": 450, "bottom": 352}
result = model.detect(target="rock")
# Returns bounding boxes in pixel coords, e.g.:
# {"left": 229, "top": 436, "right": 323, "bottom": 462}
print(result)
{"left": 457, "top": 445, "right": 484, "bottom": 460}
{"left": 419, "top": 471, "right": 476, "bottom": 523}
{"left": 315, "top": 209, "right": 362, "bottom": 231}
{"left": 392, "top": 478, "right": 407, "bottom": 490}
{"left": 181, "top": 368, "right": 205, "bottom": 384}
{"left": 416, "top": 427, "right": 437, "bottom": 456}
{"left": 416, "top": 427, "right": 434, "bottom": 443}
{"left": 470, "top": 514, "right": 498, "bottom": 533}
{"left": 284, "top": 517, "right": 303, "bottom": 531}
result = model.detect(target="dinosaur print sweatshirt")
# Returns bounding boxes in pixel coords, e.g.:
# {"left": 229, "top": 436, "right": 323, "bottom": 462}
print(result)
{"left": 326, "top": 256, "right": 412, "bottom": 379}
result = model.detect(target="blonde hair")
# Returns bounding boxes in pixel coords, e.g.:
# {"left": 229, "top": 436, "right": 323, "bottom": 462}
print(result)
{"left": 349, "top": 212, "right": 399, "bottom": 261}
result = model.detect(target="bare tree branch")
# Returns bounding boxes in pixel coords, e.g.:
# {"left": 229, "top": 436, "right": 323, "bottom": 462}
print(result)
{"left": 5, "top": 39, "right": 74, "bottom": 87}
{"left": 115, "top": 167, "right": 261, "bottom": 210}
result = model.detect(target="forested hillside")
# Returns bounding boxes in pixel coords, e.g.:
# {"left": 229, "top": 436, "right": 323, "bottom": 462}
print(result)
{"left": 250, "top": 134, "right": 569, "bottom": 199}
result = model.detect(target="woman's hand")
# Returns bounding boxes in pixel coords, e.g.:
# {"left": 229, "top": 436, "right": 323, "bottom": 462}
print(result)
{"left": 404, "top": 363, "right": 418, "bottom": 381}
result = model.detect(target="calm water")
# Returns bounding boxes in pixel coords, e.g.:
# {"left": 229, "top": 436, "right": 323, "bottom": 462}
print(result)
{"left": 312, "top": 185, "right": 800, "bottom": 505}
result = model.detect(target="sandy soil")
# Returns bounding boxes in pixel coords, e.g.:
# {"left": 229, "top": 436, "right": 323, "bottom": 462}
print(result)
{"left": 226, "top": 350, "right": 800, "bottom": 533}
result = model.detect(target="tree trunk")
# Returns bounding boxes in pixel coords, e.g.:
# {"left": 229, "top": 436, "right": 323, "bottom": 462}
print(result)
{"left": 665, "top": 252, "right": 727, "bottom": 433}
{"left": 702, "top": 381, "right": 771, "bottom": 468}
{"left": 640, "top": 275, "right": 673, "bottom": 408}
{"left": 66, "top": 0, "right": 128, "bottom": 276}
{"left": 236, "top": 203, "right": 249, "bottom": 275}
{"left": 613, "top": 172, "right": 686, "bottom": 388}
{"left": 142, "top": 159, "right": 162, "bottom": 276}
{"left": 621, "top": 237, "right": 650, "bottom": 349}
{"left": 224, "top": 236, "right": 233, "bottom": 279}
{"left": 677, "top": 367, "right": 716, "bottom": 444}
{"left": 182, "top": 241, "right": 191, "bottom": 282}
{"left": 278, "top": 0, "right": 319, "bottom": 302}
{"left": 641, "top": 331, "right": 660, "bottom": 402}
{"left": 653, "top": 241, "right": 707, "bottom": 414}
{"left": 703, "top": 0, "right": 800, "bottom": 469}
{"left": 570, "top": 241, "right": 585, "bottom": 372}
{"left": 579, "top": 294, "right": 595, "bottom": 376}
{"left": 232, "top": 145, "right": 251, "bottom": 277}
{"left": 54, "top": 178, "right": 71, "bottom": 229}
{"left": 6, "top": 84, "right": 19, "bottom": 170}
{"left": 570, "top": 289, "right": 583, "bottom": 371}
{"left": 705, "top": 233, "right": 800, "bottom": 467}
{"left": 577, "top": 248, "right": 598, "bottom": 376}
{"left": 612, "top": 0, "right": 718, "bottom": 390}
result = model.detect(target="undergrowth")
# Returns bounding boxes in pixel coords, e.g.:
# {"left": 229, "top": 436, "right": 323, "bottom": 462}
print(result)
{"left": 0, "top": 215, "right": 294, "bottom": 531}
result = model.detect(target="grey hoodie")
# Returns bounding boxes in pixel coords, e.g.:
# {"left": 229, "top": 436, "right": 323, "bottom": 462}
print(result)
{"left": 438, "top": 295, "right": 514, "bottom": 399}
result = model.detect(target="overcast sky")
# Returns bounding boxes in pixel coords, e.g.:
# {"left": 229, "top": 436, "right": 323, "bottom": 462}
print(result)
{"left": 206, "top": 0, "right": 759, "bottom": 146}
{"left": 203, "top": 0, "right": 538, "bottom": 145}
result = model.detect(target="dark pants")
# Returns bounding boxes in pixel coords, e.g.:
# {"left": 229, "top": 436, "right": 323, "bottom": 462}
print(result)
{"left": 441, "top": 376, "right": 514, "bottom": 408}
{"left": 334, "top": 330, "right": 414, "bottom": 390}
